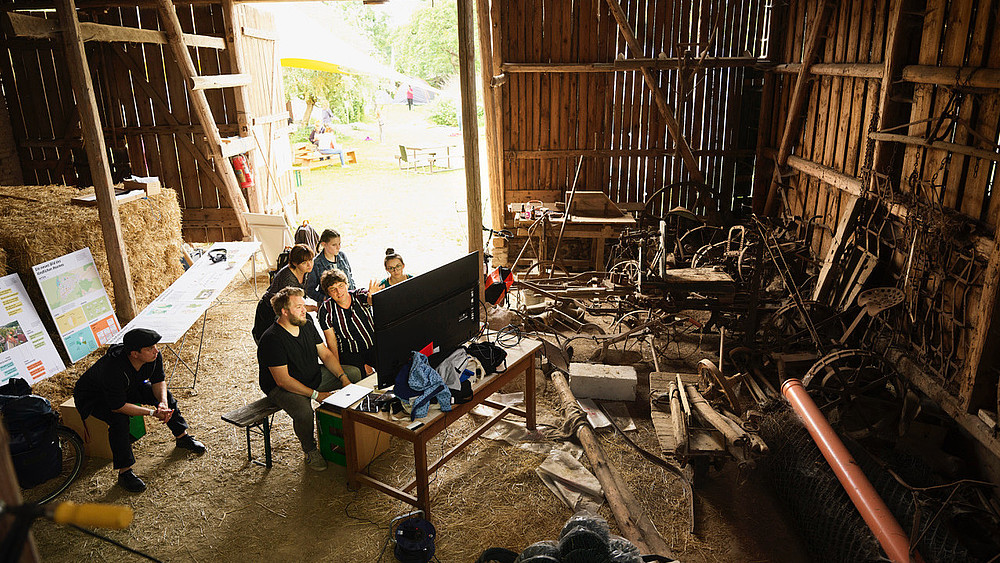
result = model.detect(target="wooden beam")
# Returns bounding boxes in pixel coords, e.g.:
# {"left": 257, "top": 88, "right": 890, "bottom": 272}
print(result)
{"left": 869, "top": 132, "right": 1000, "bottom": 162}
{"left": 189, "top": 73, "right": 251, "bottom": 91}
{"left": 761, "top": 0, "right": 834, "bottom": 216}
{"left": 502, "top": 57, "right": 761, "bottom": 73}
{"left": 8, "top": 11, "right": 225, "bottom": 49}
{"left": 770, "top": 62, "right": 884, "bottom": 78}
{"left": 240, "top": 25, "right": 276, "bottom": 41}
{"left": 963, "top": 229, "right": 1000, "bottom": 411}
{"left": 220, "top": 135, "right": 256, "bottom": 158}
{"left": 901, "top": 65, "right": 1000, "bottom": 88}
{"left": 510, "top": 148, "right": 756, "bottom": 159}
{"left": 223, "top": 0, "right": 261, "bottom": 213}
{"left": 155, "top": 0, "right": 249, "bottom": 238}
{"left": 458, "top": 0, "right": 483, "bottom": 269}
{"left": 604, "top": 0, "right": 705, "bottom": 184}
{"left": 56, "top": 0, "right": 137, "bottom": 321}
{"left": 475, "top": 0, "right": 504, "bottom": 236}
{"left": 251, "top": 112, "right": 290, "bottom": 126}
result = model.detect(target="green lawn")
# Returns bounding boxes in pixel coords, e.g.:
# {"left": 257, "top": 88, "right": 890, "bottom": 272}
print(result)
{"left": 293, "top": 102, "right": 491, "bottom": 286}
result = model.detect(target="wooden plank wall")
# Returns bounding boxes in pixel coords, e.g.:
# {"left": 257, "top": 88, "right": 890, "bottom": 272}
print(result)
{"left": 0, "top": 1, "right": 291, "bottom": 242}
{"left": 495, "top": 0, "right": 769, "bottom": 223}
{"left": 761, "top": 0, "right": 1000, "bottom": 426}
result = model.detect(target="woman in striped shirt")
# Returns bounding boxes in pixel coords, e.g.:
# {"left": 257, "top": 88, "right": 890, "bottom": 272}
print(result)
{"left": 316, "top": 269, "right": 378, "bottom": 382}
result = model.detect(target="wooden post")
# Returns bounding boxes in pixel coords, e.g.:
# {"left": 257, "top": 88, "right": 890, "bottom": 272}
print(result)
{"left": 962, "top": 234, "right": 1000, "bottom": 411}
{"left": 155, "top": 0, "right": 250, "bottom": 238}
{"left": 550, "top": 372, "right": 674, "bottom": 557}
{"left": 762, "top": 0, "right": 833, "bottom": 216}
{"left": 56, "top": 0, "right": 137, "bottom": 322}
{"left": 222, "top": 0, "right": 264, "bottom": 214}
{"left": 476, "top": 0, "right": 505, "bottom": 238}
{"left": 458, "top": 0, "right": 484, "bottom": 273}
{"left": 603, "top": 0, "right": 705, "bottom": 184}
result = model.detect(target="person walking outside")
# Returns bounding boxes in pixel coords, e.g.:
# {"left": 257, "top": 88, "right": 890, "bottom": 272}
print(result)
{"left": 406, "top": 85, "right": 414, "bottom": 110}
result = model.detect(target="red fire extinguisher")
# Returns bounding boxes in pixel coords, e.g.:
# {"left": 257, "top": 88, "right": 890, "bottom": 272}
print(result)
{"left": 230, "top": 154, "right": 254, "bottom": 190}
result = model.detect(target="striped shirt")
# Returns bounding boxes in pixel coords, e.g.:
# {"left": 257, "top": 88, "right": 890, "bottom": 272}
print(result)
{"left": 317, "top": 289, "right": 374, "bottom": 357}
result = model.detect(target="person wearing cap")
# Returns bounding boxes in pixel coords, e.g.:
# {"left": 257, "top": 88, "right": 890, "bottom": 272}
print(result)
{"left": 73, "top": 328, "right": 206, "bottom": 493}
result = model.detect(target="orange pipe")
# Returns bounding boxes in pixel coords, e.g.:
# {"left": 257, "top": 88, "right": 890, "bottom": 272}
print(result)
{"left": 781, "top": 378, "right": 924, "bottom": 563}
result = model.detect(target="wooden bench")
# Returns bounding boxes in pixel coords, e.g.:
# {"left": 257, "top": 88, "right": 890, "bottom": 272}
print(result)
{"left": 222, "top": 397, "right": 282, "bottom": 468}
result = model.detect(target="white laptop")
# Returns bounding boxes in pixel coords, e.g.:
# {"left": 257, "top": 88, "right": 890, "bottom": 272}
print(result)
{"left": 321, "top": 383, "right": 371, "bottom": 409}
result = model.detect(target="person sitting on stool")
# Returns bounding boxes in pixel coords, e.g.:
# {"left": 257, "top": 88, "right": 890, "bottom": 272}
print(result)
{"left": 257, "top": 287, "right": 354, "bottom": 472}
{"left": 73, "top": 328, "right": 206, "bottom": 493}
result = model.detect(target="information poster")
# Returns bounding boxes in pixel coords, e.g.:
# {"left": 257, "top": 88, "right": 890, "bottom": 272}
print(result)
{"left": 110, "top": 241, "right": 260, "bottom": 344}
{"left": 32, "top": 248, "right": 120, "bottom": 363}
{"left": 0, "top": 274, "right": 66, "bottom": 384}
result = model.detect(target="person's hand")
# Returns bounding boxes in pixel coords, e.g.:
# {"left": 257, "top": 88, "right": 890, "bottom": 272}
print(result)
{"left": 367, "top": 280, "right": 377, "bottom": 304}
{"left": 156, "top": 402, "right": 173, "bottom": 423}
{"left": 317, "top": 391, "right": 333, "bottom": 402}
{"left": 305, "top": 304, "right": 318, "bottom": 313}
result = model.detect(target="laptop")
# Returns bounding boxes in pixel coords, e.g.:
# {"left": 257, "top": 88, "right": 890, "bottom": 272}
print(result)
{"left": 321, "top": 384, "right": 371, "bottom": 409}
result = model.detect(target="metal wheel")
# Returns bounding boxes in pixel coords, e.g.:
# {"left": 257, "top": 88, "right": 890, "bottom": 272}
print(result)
{"left": 802, "top": 349, "right": 905, "bottom": 438}
{"left": 699, "top": 359, "right": 742, "bottom": 415}
{"left": 607, "top": 260, "right": 640, "bottom": 286}
{"left": 20, "top": 427, "right": 85, "bottom": 504}
{"left": 760, "top": 301, "right": 846, "bottom": 353}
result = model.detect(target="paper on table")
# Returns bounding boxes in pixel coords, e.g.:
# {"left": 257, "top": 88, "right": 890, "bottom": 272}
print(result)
{"left": 322, "top": 383, "right": 370, "bottom": 409}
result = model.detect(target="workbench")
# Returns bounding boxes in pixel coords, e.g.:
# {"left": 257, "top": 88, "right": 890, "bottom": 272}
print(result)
{"left": 341, "top": 338, "right": 542, "bottom": 520}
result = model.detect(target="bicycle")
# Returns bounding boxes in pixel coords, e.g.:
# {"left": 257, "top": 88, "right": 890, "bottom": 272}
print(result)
{"left": 18, "top": 425, "right": 85, "bottom": 504}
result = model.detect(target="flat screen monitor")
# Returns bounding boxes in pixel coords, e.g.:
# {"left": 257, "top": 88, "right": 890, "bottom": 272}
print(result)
{"left": 372, "top": 251, "right": 480, "bottom": 389}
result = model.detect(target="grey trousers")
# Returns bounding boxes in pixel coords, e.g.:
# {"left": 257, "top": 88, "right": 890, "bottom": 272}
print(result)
{"left": 267, "top": 367, "right": 340, "bottom": 453}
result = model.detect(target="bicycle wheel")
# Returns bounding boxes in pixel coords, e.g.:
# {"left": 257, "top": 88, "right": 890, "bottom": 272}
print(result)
{"left": 20, "top": 426, "right": 85, "bottom": 504}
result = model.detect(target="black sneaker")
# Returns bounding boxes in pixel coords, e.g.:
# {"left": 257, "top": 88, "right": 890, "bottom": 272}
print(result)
{"left": 118, "top": 470, "right": 146, "bottom": 493}
{"left": 175, "top": 435, "right": 206, "bottom": 454}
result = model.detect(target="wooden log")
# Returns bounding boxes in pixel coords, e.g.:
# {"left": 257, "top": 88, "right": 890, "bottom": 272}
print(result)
{"left": 603, "top": 0, "right": 705, "bottom": 184}
{"left": 962, "top": 224, "right": 1000, "bottom": 410}
{"left": 155, "top": 0, "right": 249, "bottom": 238}
{"left": 669, "top": 381, "right": 689, "bottom": 456}
{"left": 685, "top": 384, "right": 748, "bottom": 446}
{"left": 762, "top": 0, "right": 834, "bottom": 216}
{"left": 900, "top": 65, "right": 1000, "bottom": 89}
{"left": 550, "top": 372, "right": 674, "bottom": 557}
{"left": 770, "top": 62, "right": 884, "bottom": 78}
{"left": 457, "top": 0, "right": 483, "bottom": 273}
{"left": 502, "top": 57, "right": 760, "bottom": 73}
{"left": 56, "top": 0, "right": 137, "bottom": 322}
{"left": 7, "top": 11, "right": 225, "bottom": 48}
{"left": 476, "top": 0, "right": 504, "bottom": 237}
{"left": 868, "top": 132, "right": 1000, "bottom": 163}
{"left": 189, "top": 73, "right": 252, "bottom": 91}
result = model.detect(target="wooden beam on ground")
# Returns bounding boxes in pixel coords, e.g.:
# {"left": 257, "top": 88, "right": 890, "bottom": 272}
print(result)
{"left": 761, "top": 0, "right": 833, "bottom": 216}
{"left": 458, "top": 0, "right": 483, "bottom": 270}
{"left": 475, "top": 0, "right": 504, "bottom": 236}
{"left": 155, "top": 0, "right": 249, "bottom": 239}
{"left": 604, "top": 0, "right": 705, "bottom": 184}
{"left": 550, "top": 372, "right": 674, "bottom": 557}
{"left": 503, "top": 57, "right": 760, "bottom": 73}
{"left": 189, "top": 73, "right": 251, "bottom": 91}
{"left": 8, "top": 11, "right": 225, "bottom": 49}
{"left": 56, "top": 0, "right": 137, "bottom": 322}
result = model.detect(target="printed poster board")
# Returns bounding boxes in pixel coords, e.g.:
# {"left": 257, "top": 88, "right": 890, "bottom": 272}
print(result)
{"left": 32, "top": 248, "right": 120, "bottom": 363}
{"left": 0, "top": 273, "right": 66, "bottom": 384}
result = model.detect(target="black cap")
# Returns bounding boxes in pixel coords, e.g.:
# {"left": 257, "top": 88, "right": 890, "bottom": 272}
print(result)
{"left": 123, "top": 328, "right": 161, "bottom": 352}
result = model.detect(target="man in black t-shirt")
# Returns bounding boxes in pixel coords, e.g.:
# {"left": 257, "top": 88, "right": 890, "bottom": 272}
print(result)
{"left": 257, "top": 287, "right": 353, "bottom": 471}
{"left": 74, "top": 328, "right": 205, "bottom": 493}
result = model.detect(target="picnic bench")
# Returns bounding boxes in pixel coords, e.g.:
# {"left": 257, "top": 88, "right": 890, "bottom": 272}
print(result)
{"left": 293, "top": 142, "right": 357, "bottom": 170}
{"left": 222, "top": 397, "right": 282, "bottom": 468}
{"left": 397, "top": 144, "right": 463, "bottom": 173}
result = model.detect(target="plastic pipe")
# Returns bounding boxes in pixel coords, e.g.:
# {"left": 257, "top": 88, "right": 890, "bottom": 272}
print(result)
{"left": 781, "top": 378, "right": 924, "bottom": 563}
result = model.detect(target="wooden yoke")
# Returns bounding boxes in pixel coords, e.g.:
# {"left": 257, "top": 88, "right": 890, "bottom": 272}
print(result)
{"left": 155, "top": 0, "right": 250, "bottom": 239}
{"left": 604, "top": 0, "right": 705, "bottom": 185}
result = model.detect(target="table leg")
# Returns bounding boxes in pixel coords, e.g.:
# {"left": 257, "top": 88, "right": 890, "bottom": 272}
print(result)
{"left": 413, "top": 438, "right": 431, "bottom": 519}
{"left": 343, "top": 411, "right": 360, "bottom": 487}
{"left": 525, "top": 351, "right": 537, "bottom": 431}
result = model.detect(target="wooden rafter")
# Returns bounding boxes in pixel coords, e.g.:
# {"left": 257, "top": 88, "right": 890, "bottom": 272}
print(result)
{"left": 55, "top": 0, "right": 137, "bottom": 321}
{"left": 8, "top": 11, "right": 225, "bottom": 49}
{"left": 603, "top": 0, "right": 705, "bottom": 185}
{"left": 154, "top": 0, "right": 250, "bottom": 238}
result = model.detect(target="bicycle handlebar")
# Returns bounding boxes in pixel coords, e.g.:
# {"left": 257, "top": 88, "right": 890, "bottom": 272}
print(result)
{"left": 51, "top": 501, "right": 133, "bottom": 529}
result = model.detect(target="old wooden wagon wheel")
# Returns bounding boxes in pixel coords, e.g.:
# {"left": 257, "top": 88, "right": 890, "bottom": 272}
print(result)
{"left": 698, "top": 359, "right": 743, "bottom": 415}
{"left": 801, "top": 349, "right": 905, "bottom": 438}
{"left": 760, "top": 300, "right": 847, "bottom": 353}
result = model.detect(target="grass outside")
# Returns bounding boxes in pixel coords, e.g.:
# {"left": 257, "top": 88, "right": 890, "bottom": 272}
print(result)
{"left": 292, "top": 102, "right": 491, "bottom": 286}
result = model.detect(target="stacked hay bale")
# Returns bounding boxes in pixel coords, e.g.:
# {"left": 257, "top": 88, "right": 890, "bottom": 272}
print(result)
{"left": 0, "top": 247, "right": 7, "bottom": 274}
{"left": 0, "top": 185, "right": 184, "bottom": 312}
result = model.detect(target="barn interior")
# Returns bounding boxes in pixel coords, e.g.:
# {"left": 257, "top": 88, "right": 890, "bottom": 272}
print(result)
{"left": 0, "top": 0, "right": 999, "bottom": 561}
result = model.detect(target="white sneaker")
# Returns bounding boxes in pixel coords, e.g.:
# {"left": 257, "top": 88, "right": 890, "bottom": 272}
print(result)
{"left": 305, "top": 449, "right": 327, "bottom": 471}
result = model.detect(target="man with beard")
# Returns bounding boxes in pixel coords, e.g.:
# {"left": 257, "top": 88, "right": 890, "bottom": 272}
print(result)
{"left": 257, "top": 287, "right": 353, "bottom": 471}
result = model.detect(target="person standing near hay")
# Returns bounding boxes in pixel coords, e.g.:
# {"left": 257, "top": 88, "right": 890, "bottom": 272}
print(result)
{"left": 73, "top": 328, "right": 206, "bottom": 493}
{"left": 257, "top": 287, "right": 353, "bottom": 472}
{"left": 305, "top": 229, "right": 355, "bottom": 302}
{"left": 252, "top": 243, "right": 316, "bottom": 343}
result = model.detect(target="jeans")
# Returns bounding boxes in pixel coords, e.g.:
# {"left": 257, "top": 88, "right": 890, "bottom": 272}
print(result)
{"left": 267, "top": 367, "right": 339, "bottom": 452}
{"left": 87, "top": 382, "right": 188, "bottom": 470}
{"left": 318, "top": 148, "right": 346, "bottom": 166}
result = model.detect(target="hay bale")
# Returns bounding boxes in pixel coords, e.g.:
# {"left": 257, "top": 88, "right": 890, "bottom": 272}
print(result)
{"left": 0, "top": 247, "right": 7, "bottom": 274}
{"left": 0, "top": 185, "right": 184, "bottom": 313}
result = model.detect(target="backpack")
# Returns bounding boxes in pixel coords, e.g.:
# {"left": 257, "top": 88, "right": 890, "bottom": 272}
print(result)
{"left": 0, "top": 378, "right": 62, "bottom": 489}
{"left": 465, "top": 341, "right": 507, "bottom": 374}
{"left": 270, "top": 247, "right": 292, "bottom": 283}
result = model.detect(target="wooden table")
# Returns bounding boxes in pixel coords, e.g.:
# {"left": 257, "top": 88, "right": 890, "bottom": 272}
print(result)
{"left": 513, "top": 213, "right": 637, "bottom": 272}
{"left": 342, "top": 338, "right": 542, "bottom": 520}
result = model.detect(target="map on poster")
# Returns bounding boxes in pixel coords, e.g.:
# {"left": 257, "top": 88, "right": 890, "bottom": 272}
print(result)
{"left": 110, "top": 241, "right": 259, "bottom": 344}
{"left": 32, "top": 248, "right": 120, "bottom": 363}
{"left": 0, "top": 273, "right": 66, "bottom": 385}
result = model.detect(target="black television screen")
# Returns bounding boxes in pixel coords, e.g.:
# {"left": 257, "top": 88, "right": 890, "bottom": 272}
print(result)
{"left": 372, "top": 251, "right": 480, "bottom": 389}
